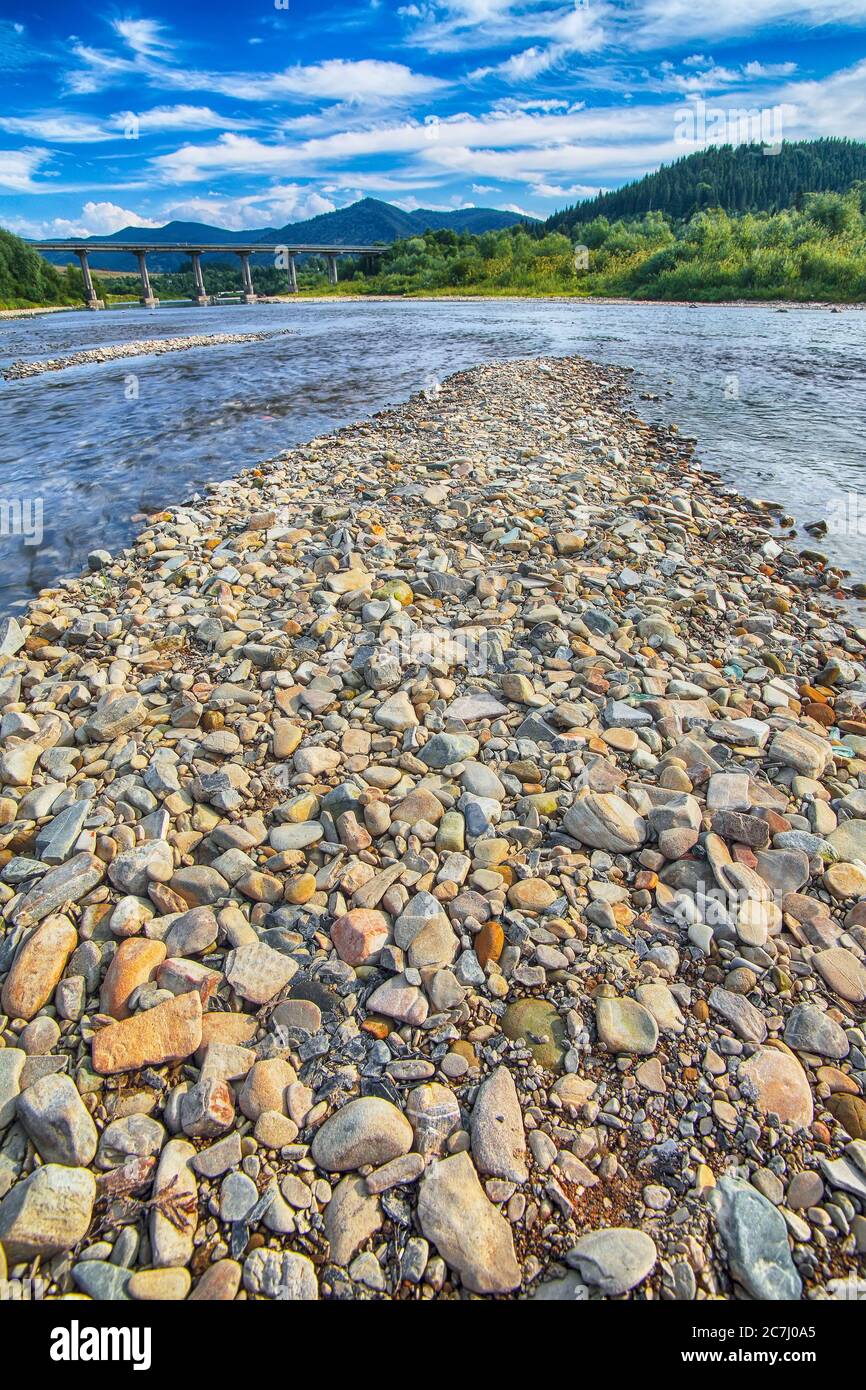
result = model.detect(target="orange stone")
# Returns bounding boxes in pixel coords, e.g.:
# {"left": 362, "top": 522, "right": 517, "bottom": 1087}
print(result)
{"left": 1, "top": 913, "right": 78, "bottom": 1021}
{"left": 475, "top": 920, "right": 504, "bottom": 967}
{"left": 805, "top": 703, "right": 834, "bottom": 726}
{"left": 100, "top": 938, "right": 167, "bottom": 1019}
{"left": 331, "top": 908, "right": 390, "bottom": 965}
{"left": 361, "top": 1016, "right": 391, "bottom": 1039}
{"left": 92, "top": 990, "right": 202, "bottom": 1074}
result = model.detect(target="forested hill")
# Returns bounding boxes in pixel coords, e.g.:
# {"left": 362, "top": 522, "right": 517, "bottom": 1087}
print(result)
{"left": 0, "top": 228, "right": 82, "bottom": 308}
{"left": 546, "top": 139, "right": 866, "bottom": 231}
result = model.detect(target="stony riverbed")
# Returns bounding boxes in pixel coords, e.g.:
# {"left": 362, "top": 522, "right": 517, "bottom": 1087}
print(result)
{"left": 1, "top": 329, "right": 294, "bottom": 381}
{"left": 0, "top": 355, "right": 864, "bottom": 1302}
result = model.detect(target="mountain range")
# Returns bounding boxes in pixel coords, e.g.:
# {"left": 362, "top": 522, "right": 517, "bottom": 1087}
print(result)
{"left": 37, "top": 196, "right": 537, "bottom": 270}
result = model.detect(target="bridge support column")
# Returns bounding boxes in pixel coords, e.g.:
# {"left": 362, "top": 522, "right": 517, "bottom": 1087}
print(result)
{"left": 136, "top": 250, "right": 159, "bottom": 308}
{"left": 190, "top": 252, "right": 209, "bottom": 306}
{"left": 77, "top": 250, "right": 104, "bottom": 310}
{"left": 286, "top": 253, "right": 298, "bottom": 293}
{"left": 326, "top": 254, "right": 338, "bottom": 287}
{"left": 238, "top": 252, "right": 257, "bottom": 304}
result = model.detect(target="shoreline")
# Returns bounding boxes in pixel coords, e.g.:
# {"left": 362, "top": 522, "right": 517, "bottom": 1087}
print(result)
{"left": 0, "top": 355, "right": 864, "bottom": 1302}
{"left": 2, "top": 294, "right": 863, "bottom": 320}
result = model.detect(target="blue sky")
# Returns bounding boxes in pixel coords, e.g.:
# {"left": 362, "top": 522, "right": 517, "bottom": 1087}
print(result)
{"left": 1, "top": 0, "right": 865, "bottom": 236}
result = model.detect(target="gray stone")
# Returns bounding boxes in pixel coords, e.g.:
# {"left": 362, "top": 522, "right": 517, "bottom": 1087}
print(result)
{"left": 784, "top": 1004, "right": 849, "bottom": 1059}
{"left": 0, "top": 1163, "right": 95, "bottom": 1260}
{"left": 566, "top": 1227, "right": 657, "bottom": 1295}
{"left": 17, "top": 1073, "right": 98, "bottom": 1166}
{"left": 243, "top": 1248, "right": 318, "bottom": 1300}
{"left": 311, "top": 1096, "right": 413, "bottom": 1172}
{"left": 470, "top": 1065, "right": 528, "bottom": 1183}
{"left": 710, "top": 1176, "right": 801, "bottom": 1300}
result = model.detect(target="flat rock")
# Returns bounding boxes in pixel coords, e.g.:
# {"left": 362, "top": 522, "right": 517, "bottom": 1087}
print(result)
{"left": 417, "top": 1151, "right": 521, "bottom": 1294}
{"left": 566, "top": 1227, "right": 657, "bottom": 1295}
{"left": 738, "top": 1048, "right": 814, "bottom": 1129}
{"left": 325, "top": 1174, "right": 383, "bottom": 1266}
{"left": 710, "top": 1176, "right": 801, "bottom": 1300}
{"left": 563, "top": 791, "right": 646, "bottom": 852}
{"left": 224, "top": 941, "right": 297, "bottom": 1004}
{"left": 784, "top": 1004, "right": 849, "bottom": 1059}
{"left": 596, "top": 994, "right": 659, "bottom": 1054}
{"left": 470, "top": 1065, "right": 528, "bottom": 1183}
{"left": 1, "top": 913, "right": 78, "bottom": 1020}
{"left": 502, "top": 998, "right": 567, "bottom": 1072}
{"left": 92, "top": 989, "right": 202, "bottom": 1074}
{"left": 150, "top": 1138, "right": 198, "bottom": 1268}
{"left": 708, "top": 986, "right": 767, "bottom": 1044}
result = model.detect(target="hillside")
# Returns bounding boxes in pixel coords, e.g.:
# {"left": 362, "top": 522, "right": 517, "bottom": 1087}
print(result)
{"left": 0, "top": 227, "right": 83, "bottom": 308}
{"left": 35, "top": 197, "right": 535, "bottom": 271}
{"left": 546, "top": 138, "right": 866, "bottom": 232}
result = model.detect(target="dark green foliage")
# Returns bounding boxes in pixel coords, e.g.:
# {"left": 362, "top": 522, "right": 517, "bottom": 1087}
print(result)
{"left": 545, "top": 139, "right": 866, "bottom": 231}
{"left": 0, "top": 228, "right": 83, "bottom": 308}
{"left": 344, "top": 190, "right": 866, "bottom": 302}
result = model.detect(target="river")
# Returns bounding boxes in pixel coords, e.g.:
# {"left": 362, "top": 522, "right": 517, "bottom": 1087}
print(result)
{"left": 0, "top": 297, "right": 863, "bottom": 616}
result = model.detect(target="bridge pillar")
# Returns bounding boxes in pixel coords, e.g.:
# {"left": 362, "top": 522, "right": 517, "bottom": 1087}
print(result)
{"left": 190, "top": 251, "right": 209, "bottom": 306}
{"left": 286, "top": 253, "right": 298, "bottom": 293}
{"left": 238, "top": 251, "right": 257, "bottom": 304}
{"left": 136, "top": 250, "right": 159, "bottom": 308}
{"left": 77, "top": 250, "right": 104, "bottom": 310}
{"left": 326, "top": 254, "right": 338, "bottom": 287}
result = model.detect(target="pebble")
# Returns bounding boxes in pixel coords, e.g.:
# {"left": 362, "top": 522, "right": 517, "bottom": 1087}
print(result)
{"left": 566, "top": 1227, "right": 657, "bottom": 1294}
{"left": 311, "top": 1097, "right": 413, "bottom": 1171}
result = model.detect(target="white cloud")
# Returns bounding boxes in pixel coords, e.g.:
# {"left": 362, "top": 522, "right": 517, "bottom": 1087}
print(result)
{"left": 404, "top": 0, "right": 866, "bottom": 59}
{"left": 0, "top": 105, "right": 249, "bottom": 144}
{"left": 0, "top": 147, "right": 52, "bottom": 192}
{"left": 4, "top": 201, "right": 162, "bottom": 239}
{"left": 67, "top": 34, "right": 447, "bottom": 107}
{"left": 112, "top": 18, "right": 173, "bottom": 59}
{"left": 531, "top": 180, "right": 607, "bottom": 198}
{"left": 146, "top": 54, "right": 866, "bottom": 201}
{"left": 0, "top": 114, "right": 111, "bottom": 142}
{"left": 631, "top": 0, "right": 866, "bottom": 48}
{"left": 167, "top": 186, "right": 336, "bottom": 230}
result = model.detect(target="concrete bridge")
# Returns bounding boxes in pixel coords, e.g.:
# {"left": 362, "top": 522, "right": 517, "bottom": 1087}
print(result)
{"left": 35, "top": 241, "right": 388, "bottom": 308}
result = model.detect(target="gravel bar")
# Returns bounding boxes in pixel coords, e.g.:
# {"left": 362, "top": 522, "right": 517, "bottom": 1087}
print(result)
{"left": 0, "top": 355, "right": 864, "bottom": 1303}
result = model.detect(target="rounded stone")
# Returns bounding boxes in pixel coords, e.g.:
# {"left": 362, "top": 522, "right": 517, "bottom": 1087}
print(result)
{"left": 596, "top": 994, "right": 659, "bottom": 1055}
{"left": 311, "top": 1096, "right": 413, "bottom": 1171}
{"left": 501, "top": 999, "right": 567, "bottom": 1073}
{"left": 566, "top": 1227, "right": 657, "bottom": 1295}
{"left": 1, "top": 913, "right": 78, "bottom": 1021}
{"left": 738, "top": 1047, "right": 814, "bottom": 1129}
{"left": 826, "top": 1093, "right": 866, "bottom": 1140}
{"left": 507, "top": 878, "right": 558, "bottom": 912}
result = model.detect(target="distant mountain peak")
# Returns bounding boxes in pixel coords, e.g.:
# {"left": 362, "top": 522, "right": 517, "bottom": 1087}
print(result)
{"left": 34, "top": 196, "right": 537, "bottom": 270}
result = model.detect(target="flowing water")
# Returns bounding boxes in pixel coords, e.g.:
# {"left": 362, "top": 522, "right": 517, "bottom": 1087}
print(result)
{"left": 0, "top": 297, "right": 864, "bottom": 616}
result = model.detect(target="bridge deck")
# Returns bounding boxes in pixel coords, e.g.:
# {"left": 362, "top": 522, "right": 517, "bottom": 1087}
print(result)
{"left": 36, "top": 243, "right": 387, "bottom": 255}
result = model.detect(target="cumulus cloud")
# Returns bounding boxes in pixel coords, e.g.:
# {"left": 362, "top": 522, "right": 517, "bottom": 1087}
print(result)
{"left": 5, "top": 201, "right": 162, "bottom": 239}
{"left": 167, "top": 186, "right": 337, "bottom": 230}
